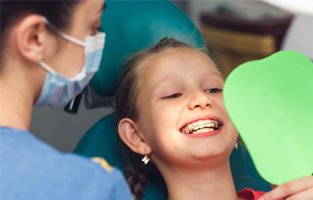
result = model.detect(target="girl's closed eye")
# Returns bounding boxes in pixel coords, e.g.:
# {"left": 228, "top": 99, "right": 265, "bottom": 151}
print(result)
{"left": 161, "top": 92, "right": 183, "bottom": 99}
{"left": 205, "top": 88, "right": 223, "bottom": 94}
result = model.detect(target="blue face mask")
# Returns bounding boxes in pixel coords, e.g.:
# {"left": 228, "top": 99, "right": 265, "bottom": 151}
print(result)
{"left": 35, "top": 18, "right": 105, "bottom": 108}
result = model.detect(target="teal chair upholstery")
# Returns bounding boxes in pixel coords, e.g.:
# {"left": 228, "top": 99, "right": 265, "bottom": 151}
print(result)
{"left": 75, "top": 1, "right": 271, "bottom": 199}
{"left": 89, "top": 0, "right": 204, "bottom": 98}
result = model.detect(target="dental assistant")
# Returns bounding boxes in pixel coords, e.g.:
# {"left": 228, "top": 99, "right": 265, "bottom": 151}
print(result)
{"left": 0, "top": 1, "right": 132, "bottom": 199}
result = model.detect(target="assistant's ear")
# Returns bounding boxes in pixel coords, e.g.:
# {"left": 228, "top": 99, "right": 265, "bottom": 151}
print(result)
{"left": 15, "top": 14, "right": 49, "bottom": 63}
{"left": 118, "top": 118, "right": 152, "bottom": 155}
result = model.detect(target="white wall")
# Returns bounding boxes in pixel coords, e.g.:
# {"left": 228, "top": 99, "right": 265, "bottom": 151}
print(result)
{"left": 282, "top": 15, "right": 313, "bottom": 58}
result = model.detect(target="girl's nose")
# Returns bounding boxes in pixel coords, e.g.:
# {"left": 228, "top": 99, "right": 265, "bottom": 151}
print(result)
{"left": 188, "top": 90, "right": 212, "bottom": 110}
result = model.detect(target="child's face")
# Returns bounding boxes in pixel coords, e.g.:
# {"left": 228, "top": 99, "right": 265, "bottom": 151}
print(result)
{"left": 134, "top": 47, "right": 237, "bottom": 169}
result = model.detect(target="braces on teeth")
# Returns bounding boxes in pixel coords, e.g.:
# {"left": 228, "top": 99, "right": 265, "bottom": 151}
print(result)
{"left": 183, "top": 121, "right": 219, "bottom": 134}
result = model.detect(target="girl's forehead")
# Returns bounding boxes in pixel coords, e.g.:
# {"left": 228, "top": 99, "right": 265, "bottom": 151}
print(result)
{"left": 136, "top": 47, "right": 220, "bottom": 77}
{"left": 134, "top": 49, "right": 223, "bottom": 93}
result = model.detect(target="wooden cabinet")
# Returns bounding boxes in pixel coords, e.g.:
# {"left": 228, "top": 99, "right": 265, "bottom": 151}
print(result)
{"left": 200, "top": 12, "right": 293, "bottom": 77}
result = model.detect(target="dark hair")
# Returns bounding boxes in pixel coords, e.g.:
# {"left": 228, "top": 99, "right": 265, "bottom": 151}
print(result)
{"left": 115, "top": 38, "right": 206, "bottom": 200}
{"left": 0, "top": 0, "right": 79, "bottom": 60}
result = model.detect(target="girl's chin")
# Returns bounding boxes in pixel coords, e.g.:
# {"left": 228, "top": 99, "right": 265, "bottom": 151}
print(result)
{"left": 187, "top": 148, "right": 232, "bottom": 163}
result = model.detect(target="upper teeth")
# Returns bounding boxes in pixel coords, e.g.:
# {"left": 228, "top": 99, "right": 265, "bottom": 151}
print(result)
{"left": 182, "top": 120, "right": 219, "bottom": 134}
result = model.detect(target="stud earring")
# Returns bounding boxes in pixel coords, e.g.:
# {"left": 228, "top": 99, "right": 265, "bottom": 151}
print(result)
{"left": 141, "top": 155, "right": 150, "bottom": 165}
{"left": 234, "top": 142, "right": 238, "bottom": 150}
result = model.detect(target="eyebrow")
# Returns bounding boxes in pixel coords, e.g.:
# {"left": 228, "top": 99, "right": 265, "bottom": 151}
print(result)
{"left": 211, "top": 72, "right": 224, "bottom": 79}
{"left": 151, "top": 76, "right": 175, "bottom": 93}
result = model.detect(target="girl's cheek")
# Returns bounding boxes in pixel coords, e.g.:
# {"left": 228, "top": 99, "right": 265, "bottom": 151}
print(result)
{"left": 213, "top": 97, "right": 226, "bottom": 111}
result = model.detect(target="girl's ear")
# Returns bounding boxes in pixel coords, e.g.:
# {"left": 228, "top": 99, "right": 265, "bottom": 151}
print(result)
{"left": 118, "top": 118, "right": 151, "bottom": 155}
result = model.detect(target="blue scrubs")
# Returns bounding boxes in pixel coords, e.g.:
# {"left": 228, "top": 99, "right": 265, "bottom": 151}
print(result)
{"left": 0, "top": 127, "right": 132, "bottom": 200}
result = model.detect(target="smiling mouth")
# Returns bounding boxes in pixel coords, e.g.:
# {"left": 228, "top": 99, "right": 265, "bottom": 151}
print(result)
{"left": 179, "top": 119, "right": 222, "bottom": 135}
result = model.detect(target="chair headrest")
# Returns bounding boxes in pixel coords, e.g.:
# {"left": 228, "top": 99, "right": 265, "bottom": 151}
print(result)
{"left": 88, "top": 0, "right": 204, "bottom": 98}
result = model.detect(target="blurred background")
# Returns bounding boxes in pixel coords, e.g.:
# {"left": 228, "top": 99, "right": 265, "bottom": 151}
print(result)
{"left": 31, "top": 0, "right": 313, "bottom": 152}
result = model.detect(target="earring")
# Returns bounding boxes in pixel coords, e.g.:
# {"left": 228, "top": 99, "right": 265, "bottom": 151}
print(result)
{"left": 234, "top": 142, "right": 238, "bottom": 150}
{"left": 141, "top": 155, "right": 150, "bottom": 165}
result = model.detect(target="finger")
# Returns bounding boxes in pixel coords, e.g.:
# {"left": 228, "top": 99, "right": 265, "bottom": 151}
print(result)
{"left": 286, "top": 187, "right": 313, "bottom": 200}
{"left": 259, "top": 176, "right": 313, "bottom": 200}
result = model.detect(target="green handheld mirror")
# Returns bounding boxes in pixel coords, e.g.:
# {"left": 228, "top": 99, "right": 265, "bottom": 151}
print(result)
{"left": 224, "top": 50, "right": 313, "bottom": 185}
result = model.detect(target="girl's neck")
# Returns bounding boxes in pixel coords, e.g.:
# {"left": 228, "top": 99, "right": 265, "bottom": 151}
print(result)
{"left": 164, "top": 161, "right": 239, "bottom": 200}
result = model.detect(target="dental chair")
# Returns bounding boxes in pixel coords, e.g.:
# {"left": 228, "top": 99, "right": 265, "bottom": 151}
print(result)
{"left": 74, "top": 1, "right": 271, "bottom": 199}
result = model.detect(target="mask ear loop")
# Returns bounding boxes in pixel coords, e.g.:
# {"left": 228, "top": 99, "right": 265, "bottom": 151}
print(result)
{"left": 38, "top": 61, "right": 56, "bottom": 74}
{"left": 41, "top": 16, "right": 85, "bottom": 47}
{"left": 57, "top": 32, "right": 85, "bottom": 47}
{"left": 39, "top": 17, "right": 86, "bottom": 78}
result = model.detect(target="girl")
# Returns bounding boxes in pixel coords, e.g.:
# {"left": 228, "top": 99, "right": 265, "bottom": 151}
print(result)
{"left": 115, "top": 38, "right": 313, "bottom": 200}
{"left": 0, "top": 1, "right": 131, "bottom": 199}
